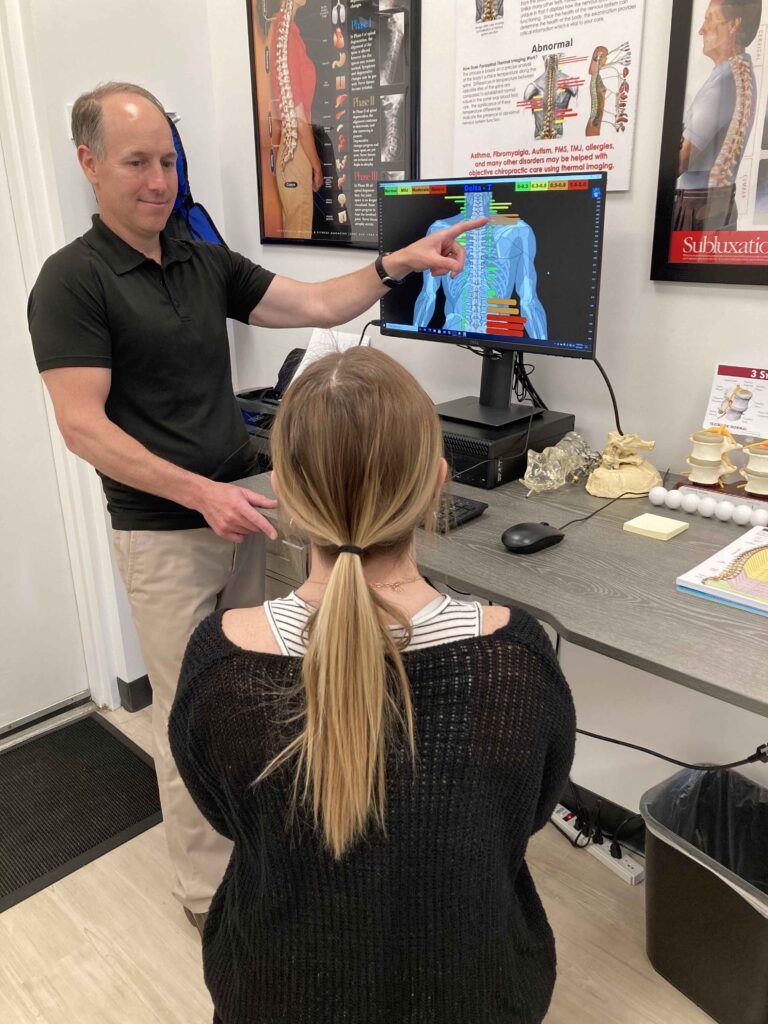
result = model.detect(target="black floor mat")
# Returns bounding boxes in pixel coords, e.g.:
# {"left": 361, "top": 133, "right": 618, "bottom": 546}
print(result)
{"left": 0, "top": 714, "right": 162, "bottom": 912}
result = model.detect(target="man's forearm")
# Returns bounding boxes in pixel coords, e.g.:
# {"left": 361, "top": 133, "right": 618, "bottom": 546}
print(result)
{"left": 318, "top": 252, "right": 420, "bottom": 326}
{"left": 66, "top": 415, "right": 211, "bottom": 511}
{"left": 250, "top": 217, "right": 486, "bottom": 329}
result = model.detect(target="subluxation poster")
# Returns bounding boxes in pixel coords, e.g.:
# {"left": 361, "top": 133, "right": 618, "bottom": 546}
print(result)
{"left": 651, "top": 0, "right": 768, "bottom": 285}
{"left": 453, "top": 0, "right": 647, "bottom": 191}
{"left": 247, "top": 0, "right": 420, "bottom": 248}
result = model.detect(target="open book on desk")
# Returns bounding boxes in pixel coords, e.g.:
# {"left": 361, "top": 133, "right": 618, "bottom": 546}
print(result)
{"left": 676, "top": 526, "right": 768, "bottom": 618}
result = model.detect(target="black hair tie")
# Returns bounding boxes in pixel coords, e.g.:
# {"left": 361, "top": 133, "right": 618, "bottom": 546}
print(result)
{"left": 338, "top": 545, "right": 364, "bottom": 556}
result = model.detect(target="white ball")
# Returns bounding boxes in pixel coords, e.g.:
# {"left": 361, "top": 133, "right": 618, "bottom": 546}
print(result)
{"left": 750, "top": 507, "right": 768, "bottom": 528}
{"left": 714, "top": 501, "right": 734, "bottom": 522}
{"left": 698, "top": 497, "right": 717, "bottom": 518}
{"left": 664, "top": 490, "right": 683, "bottom": 510}
{"left": 732, "top": 505, "right": 752, "bottom": 526}
{"left": 648, "top": 486, "right": 667, "bottom": 506}
{"left": 681, "top": 493, "right": 700, "bottom": 514}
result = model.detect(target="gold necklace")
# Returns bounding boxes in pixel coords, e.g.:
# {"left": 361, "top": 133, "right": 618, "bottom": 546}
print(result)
{"left": 305, "top": 575, "right": 422, "bottom": 594}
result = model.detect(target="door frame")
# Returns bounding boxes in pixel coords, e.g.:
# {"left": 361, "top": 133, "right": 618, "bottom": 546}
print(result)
{"left": 0, "top": 0, "right": 125, "bottom": 709}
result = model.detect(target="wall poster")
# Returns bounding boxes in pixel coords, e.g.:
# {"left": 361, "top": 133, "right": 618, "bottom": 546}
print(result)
{"left": 452, "top": 0, "right": 647, "bottom": 191}
{"left": 247, "top": 0, "right": 420, "bottom": 249}
{"left": 651, "top": 0, "right": 768, "bottom": 285}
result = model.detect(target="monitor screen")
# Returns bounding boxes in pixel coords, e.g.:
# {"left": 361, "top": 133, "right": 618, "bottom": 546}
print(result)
{"left": 378, "top": 173, "right": 606, "bottom": 359}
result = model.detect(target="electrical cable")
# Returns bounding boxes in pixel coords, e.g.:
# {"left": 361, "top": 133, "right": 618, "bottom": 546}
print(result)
{"left": 449, "top": 409, "right": 537, "bottom": 483}
{"left": 358, "top": 319, "right": 381, "bottom": 345}
{"left": 556, "top": 486, "right": 667, "bottom": 531}
{"left": 576, "top": 728, "right": 768, "bottom": 772}
{"left": 514, "top": 351, "right": 548, "bottom": 410}
{"left": 593, "top": 357, "right": 623, "bottom": 435}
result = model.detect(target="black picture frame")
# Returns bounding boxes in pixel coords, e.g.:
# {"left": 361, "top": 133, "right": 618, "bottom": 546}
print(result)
{"left": 246, "top": 0, "right": 421, "bottom": 250}
{"left": 651, "top": 0, "right": 768, "bottom": 285}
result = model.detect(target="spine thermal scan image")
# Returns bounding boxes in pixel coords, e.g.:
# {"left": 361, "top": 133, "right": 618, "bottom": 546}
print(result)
{"left": 413, "top": 186, "right": 547, "bottom": 341}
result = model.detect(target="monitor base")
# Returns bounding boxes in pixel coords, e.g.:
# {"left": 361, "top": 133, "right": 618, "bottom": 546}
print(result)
{"left": 436, "top": 396, "right": 544, "bottom": 429}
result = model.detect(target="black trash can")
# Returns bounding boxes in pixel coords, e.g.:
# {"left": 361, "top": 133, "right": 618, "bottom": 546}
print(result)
{"left": 641, "top": 769, "right": 768, "bottom": 1024}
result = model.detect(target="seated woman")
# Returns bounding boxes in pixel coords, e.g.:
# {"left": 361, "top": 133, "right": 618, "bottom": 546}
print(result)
{"left": 169, "top": 348, "right": 575, "bottom": 1024}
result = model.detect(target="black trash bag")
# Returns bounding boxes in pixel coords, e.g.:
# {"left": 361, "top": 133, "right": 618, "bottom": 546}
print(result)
{"left": 643, "top": 768, "right": 768, "bottom": 897}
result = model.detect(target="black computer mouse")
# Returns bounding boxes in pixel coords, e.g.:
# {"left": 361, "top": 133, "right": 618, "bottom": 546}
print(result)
{"left": 501, "top": 522, "right": 565, "bottom": 555}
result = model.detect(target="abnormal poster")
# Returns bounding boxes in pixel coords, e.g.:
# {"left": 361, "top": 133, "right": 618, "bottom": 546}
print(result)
{"left": 247, "top": 0, "right": 420, "bottom": 248}
{"left": 651, "top": 0, "right": 768, "bottom": 285}
{"left": 452, "top": 0, "right": 647, "bottom": 191}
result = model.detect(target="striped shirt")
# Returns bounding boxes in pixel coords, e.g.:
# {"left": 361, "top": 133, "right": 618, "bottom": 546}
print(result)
{"left": 264, "top": 592, "right": 483, "bottom": 657}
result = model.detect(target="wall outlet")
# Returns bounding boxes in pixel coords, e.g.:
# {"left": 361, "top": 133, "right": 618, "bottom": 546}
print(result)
{"left": 551, "top": 804, "right": 645, "bottom": 886}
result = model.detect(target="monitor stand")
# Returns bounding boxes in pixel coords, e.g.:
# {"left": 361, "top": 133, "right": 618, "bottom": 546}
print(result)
{"left": 436, "top": 351, "right": 545, "bottom": 429}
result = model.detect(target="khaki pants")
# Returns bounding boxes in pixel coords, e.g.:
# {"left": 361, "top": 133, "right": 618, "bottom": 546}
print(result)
{"left": 113, "top": 527, "right": 266, "bottom": 914}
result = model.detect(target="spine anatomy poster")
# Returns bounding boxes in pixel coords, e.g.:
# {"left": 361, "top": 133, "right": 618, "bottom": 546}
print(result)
{"left": 248, "top": 0, "right": 420, "bottom": 249}
{"left": 651, "top": 0, "right": 768, "bottom": 285}
{"left": 452, "top": 0, "right": 647, "bottom": 190}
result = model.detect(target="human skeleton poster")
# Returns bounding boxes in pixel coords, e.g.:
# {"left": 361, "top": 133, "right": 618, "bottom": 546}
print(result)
{"left": 652, "top": 0, "right": 768, "bottom": 285}
{"left": 452, "top": 0, "right": 647, "bottom": 191}
{"left": 247, "top": 0, "right": 420, "bottom": 248}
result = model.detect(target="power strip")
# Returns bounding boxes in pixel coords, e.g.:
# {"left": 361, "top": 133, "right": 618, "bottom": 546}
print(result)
{"left": 550, "top": 804, "right": 645, "bottom": 886}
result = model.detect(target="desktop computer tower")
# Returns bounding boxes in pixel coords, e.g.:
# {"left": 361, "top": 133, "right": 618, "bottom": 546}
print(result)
{"left": 440, "top": 410, "right": 575, "bottom": 490}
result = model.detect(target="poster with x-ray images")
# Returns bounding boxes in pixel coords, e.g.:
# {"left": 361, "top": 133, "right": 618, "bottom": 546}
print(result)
{"left": 247, "top": 0, "right": 420, "bottom": 249}
{"left": 651, "top": 0, "right": 768, "bottom": 285}
{"left": 452, "top": 0, "right": 647, "bottom": 191}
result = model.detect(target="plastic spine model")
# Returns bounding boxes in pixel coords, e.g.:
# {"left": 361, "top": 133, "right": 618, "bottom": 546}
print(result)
{"left": 276, "top": 0, "right": 298, "bottom": 170}
{"left": 709, "top": 54, "right": 754, "bottom": 188}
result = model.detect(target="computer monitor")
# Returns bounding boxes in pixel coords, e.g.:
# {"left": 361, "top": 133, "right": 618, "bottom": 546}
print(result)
{"left": 378, "top": 173, "right": 606, "bottom": 428}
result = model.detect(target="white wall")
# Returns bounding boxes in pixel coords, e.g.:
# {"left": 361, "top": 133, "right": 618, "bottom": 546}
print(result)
{"left": 0, "top": 133, "right": 89, "bottom": 731}
{"left": 25, "top": 0, "right": 234, "bottom": 684}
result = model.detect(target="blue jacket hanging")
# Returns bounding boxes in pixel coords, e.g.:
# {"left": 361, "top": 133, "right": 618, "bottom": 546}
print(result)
{"left": 165, "top": 117, "right": 227, "bottom": 246}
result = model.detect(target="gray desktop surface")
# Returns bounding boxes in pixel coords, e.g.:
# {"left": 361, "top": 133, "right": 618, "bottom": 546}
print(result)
{"left": 239, "top": 472, "right": 768, "bottom": 718}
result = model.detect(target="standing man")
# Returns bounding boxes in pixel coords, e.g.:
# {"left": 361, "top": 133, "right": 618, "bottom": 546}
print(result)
{"left": 28, "top": 82, "right": 484, "bottom": 935}
{"left": 674, "top": 0, "right": 761, "bottom": 232}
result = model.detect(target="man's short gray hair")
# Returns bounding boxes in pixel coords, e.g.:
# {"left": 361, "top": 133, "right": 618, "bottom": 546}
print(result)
{"left": 71, "top": 82, "right": 166, "bottom": 159}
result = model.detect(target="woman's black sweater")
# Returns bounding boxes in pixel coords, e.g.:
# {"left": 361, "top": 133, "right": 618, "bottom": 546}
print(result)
{"left": 169, "top": 606, "right": 576, "bottom": 1024}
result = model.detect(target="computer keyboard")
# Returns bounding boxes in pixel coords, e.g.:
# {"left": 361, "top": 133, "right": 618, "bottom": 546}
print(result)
{"left": 432, "top": 494, "right": 489, "bottom": 533}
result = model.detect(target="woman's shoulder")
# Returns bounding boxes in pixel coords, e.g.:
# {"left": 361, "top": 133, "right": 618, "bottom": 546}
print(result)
{"left": 477, "top": 606, "right": 562, "bottom": 676}
{"left": 480, "top": 604, "right": 511, "bottom": 635}
{"left": 220, "top": 605, "right": 283, "bottom": 655}
{"left": 178, "top": 606, "right": 278, "bottom": 687}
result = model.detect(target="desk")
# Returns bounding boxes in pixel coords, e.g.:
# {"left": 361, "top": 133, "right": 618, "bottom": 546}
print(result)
{"left": 240, "top": 473, "right": 767, "bottom": 719}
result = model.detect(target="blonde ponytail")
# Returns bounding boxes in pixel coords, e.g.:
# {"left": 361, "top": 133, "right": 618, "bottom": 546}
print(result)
{"left": 253, "top": 348, "right": 442, "bottom": 858}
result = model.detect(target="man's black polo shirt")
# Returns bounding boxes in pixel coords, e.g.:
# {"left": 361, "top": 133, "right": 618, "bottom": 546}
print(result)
{"left": 28, "top": 215, "right": 275, "bottom": 530}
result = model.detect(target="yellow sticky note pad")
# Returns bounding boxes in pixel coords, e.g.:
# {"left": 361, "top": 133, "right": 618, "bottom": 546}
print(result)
{"left": 623, "top": 514, "right": 690, "bottom": 541}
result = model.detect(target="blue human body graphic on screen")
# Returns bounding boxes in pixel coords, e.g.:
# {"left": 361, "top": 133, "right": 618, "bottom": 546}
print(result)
{"left": 413, "top": 188, "right": 547, "bottom": 341}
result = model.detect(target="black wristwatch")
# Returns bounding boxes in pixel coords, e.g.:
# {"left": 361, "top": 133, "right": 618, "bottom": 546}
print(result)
{"left": 374, "top": 253, "right": 405, "bottom": 288}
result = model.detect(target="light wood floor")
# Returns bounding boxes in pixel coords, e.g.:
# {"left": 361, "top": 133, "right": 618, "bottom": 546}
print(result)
{"left": 0, "top": 706, "right": 714, "bottom": 1024}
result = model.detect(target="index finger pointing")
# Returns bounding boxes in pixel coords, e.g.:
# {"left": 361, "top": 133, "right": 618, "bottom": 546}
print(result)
{"left": 444, "top": 217, "right": 489, "bottom": 239}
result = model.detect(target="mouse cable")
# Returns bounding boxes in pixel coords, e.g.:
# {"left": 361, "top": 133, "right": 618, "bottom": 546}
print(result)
{"left": 576, "top": 727, "right": 768, "bottom": 772}
{"left": 556, "top": 474, "right": 670, "bottom": 530}
{"left": 358, "top": 319, "right": 381, "bottom": 345}
{"left": 593, "top": 357, "right": 623, "bottom": 435}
